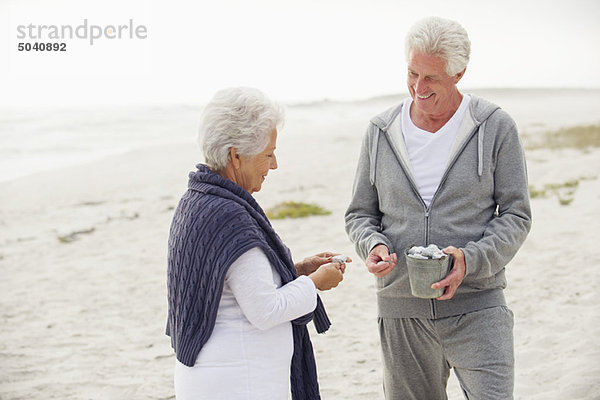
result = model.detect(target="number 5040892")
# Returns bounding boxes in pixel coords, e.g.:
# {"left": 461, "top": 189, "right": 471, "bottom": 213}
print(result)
{"left": 18, "top": 42, "right": 67, "bottom": 51}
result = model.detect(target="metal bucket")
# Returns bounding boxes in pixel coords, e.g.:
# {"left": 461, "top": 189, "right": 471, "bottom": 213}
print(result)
{"left": 405, "top": 251, "right": 452, "bottom": 298}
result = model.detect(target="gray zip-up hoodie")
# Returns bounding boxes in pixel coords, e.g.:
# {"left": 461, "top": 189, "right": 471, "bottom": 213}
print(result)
{"left": 345, "top": 95, "right": 532, "bottom": 319}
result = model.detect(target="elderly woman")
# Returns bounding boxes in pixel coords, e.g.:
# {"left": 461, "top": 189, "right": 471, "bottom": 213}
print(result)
{"left": 166, "top": 87, "right": 347, "bottom": 400}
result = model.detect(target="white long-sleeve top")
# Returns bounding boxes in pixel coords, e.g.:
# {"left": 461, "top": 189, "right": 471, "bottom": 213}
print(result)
{"left": 174, "top": 247, "right": 317, "bottom": 400}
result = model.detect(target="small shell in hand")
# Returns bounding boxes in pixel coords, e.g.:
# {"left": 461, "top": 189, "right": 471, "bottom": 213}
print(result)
{"left": 332, "top": 255, "right": 348, "bottom": 264}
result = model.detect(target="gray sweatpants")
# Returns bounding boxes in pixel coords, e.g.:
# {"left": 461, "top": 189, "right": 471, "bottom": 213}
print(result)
{"left": 379, "top": 306, "right": 514, "bottom": 400}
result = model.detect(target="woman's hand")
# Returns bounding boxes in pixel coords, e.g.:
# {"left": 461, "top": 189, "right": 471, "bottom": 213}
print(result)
{"left": 308, "top": 263, "right": 344, "bottom": 291}
{"left": 296, "top": 252, "right": 351, "bottom": 276}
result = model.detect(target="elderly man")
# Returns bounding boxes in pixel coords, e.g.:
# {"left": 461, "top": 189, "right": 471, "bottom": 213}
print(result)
{"left": 345, "top": 17, "right": 531, "bottom": 399}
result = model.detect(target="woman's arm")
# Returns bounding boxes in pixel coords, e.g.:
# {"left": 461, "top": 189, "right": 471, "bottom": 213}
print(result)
{"left": 226, "top": 247, "right": 318, "bottom": 331}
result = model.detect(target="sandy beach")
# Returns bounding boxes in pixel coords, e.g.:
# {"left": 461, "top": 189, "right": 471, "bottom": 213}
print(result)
{"left": 1, "top": 89, "right": 599, "bottom": 399}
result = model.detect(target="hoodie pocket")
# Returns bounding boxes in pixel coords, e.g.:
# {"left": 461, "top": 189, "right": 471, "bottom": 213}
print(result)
{"left": 463, "top": 275, "right": 496, "bottom": 291}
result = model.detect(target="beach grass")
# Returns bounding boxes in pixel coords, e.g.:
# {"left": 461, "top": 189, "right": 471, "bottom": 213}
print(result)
{"left": 57, "top": 227, "right": 95, "bottom": 243}
{"left": 265, "top": 201, "right": 331, "bottom": 219}
{"left": 524, "top": 124, "right": 600, "bottom": 150}
{"left": 529, "top": 176, "right": 597, "bottom": 206}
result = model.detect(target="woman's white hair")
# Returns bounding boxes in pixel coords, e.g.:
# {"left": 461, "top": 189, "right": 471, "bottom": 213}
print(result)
{"left": 405, "top": 16, "right": 471, "bottom": 77}
{"left": 199, "top": 87, "right": 284, "bottom": 171}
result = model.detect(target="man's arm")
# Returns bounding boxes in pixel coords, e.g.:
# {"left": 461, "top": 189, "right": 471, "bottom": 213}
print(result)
{"left": 345, "top": 127, "right": 397, "bottom": 276}
{"left": 462, "top": 120, "right": 532, "bottom": 280}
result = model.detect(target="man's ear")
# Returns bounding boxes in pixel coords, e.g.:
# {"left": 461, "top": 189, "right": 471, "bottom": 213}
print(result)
{"left": 229, "top": 147, "right": 241, "bottom": 169}
{"left": 454, "top": 68, "right": 466, "bottom": 83}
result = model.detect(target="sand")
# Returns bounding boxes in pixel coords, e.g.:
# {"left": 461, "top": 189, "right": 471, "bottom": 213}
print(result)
{"left": 0, "top": 89, "right": 599, "bottom": 399}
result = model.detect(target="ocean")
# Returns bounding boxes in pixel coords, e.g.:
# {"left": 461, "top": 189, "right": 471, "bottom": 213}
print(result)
{"left": 1, "top": 88, "right": 599, "bottom": 183}
{"left": 0, "top": 104, "right": 201, "bottom": 183}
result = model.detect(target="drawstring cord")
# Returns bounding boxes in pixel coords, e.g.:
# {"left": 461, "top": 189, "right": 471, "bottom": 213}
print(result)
{"left": 477, "top": 120, "right": 486, "bottom": 179}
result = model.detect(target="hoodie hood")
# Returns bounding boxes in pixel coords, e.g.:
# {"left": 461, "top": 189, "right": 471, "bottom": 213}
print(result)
{"left": 367, "top": 95, "right": 500, "bottom": 186}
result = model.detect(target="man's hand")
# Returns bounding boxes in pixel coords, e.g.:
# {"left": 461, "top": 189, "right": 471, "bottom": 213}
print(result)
{"left": 366, "top": 244, "right": 397, "bottom": 277}
{"left": 432, "top": 246, "right": 466, "bottom": 300}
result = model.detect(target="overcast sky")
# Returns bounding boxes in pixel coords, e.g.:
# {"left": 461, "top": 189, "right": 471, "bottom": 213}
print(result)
{"left": 1, "top": 0, "right": 599, "bottom": 106}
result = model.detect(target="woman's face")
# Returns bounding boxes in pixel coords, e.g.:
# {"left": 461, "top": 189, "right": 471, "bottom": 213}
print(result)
{"left": 237, "top": 128, "right": 278, "bottom": 194}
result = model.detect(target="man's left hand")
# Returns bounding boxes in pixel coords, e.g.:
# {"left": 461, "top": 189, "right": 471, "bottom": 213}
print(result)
{"left": 432, "top": 246, "right": 466, "bottom": 300}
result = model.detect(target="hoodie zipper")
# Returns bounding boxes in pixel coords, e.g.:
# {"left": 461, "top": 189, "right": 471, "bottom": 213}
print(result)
{"left": 424, "top": 209, "right": 430, "bottom": 245}
{"left": 424, "top": 208, "right": 437, "bottom": 318}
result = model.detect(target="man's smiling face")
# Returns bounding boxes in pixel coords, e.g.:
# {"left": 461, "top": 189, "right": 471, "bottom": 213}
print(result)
{"left": 407, "top": 50, "right": 464, "bottom": 120}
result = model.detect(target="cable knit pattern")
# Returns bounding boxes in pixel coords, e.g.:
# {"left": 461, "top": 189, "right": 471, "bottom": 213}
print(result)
{"left": 166, "top": 164, "right": 330, "bottom": 399}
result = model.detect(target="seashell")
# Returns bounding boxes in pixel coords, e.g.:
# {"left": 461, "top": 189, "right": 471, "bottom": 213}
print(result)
{"left": 332, "top": 255, "right": 348, "bottom": 264}
{"left": 408, "top": 244, "right": 445, "bottom": 259}
{"left": 421, "top": 248, "right": 435, "bottom": 257}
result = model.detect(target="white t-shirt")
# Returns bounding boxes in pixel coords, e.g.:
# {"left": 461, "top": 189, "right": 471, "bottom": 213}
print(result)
{"left": 174, "top": 247, "right": 317, "bottom": 400}
{"left": 401, "top": 95, "right": 471, "bottom": 208}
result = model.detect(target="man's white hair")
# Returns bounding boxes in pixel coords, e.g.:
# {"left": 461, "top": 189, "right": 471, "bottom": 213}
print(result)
{"left": 405, "top": 16, "right": 471, "bottom": 76}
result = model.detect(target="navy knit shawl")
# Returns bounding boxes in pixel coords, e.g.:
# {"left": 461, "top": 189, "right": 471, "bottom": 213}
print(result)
{"left": 166, "top": 164, "right": 330, "bottom": 400}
